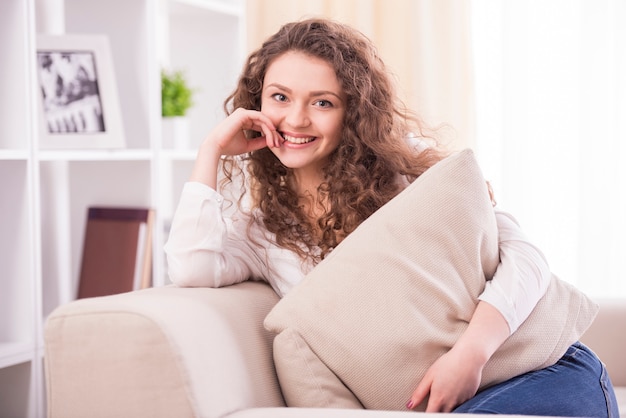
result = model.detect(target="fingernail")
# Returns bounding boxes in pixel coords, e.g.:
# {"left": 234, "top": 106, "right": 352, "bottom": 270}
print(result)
{"left": 406, "top": 400, "right": 414, "bottom": 409}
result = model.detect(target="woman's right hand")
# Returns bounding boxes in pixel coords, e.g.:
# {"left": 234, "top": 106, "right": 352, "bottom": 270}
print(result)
{"left": 190, "top": 108, "right": 282, "bottom": 188}
{"left": 205, "top": 107, "right": 281, "bottom": 156}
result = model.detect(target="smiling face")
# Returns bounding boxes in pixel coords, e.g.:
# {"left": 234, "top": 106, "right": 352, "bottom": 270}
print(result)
{"left": 261, "top": 51, "right": 346, "bottom": 188}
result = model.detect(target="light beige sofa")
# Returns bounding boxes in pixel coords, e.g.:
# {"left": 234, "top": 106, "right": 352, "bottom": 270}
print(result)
{"left": 44, "top": 281, "right": 625, "bottom": 418}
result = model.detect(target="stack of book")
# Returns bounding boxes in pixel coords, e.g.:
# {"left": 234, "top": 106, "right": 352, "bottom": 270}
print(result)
{"left": 77, "top": 206, "right": 155, "bottom": 299}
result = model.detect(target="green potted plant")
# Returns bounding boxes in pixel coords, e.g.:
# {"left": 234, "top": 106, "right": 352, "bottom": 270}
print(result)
{"left": 161, "top": 69, "right": 194, "bottom": 149}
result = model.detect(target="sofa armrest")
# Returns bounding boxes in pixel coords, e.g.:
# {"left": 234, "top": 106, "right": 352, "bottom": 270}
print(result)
{"left": 44, "top": 281, "right": 284, "bottom": 418}
{"left": 580, "top": 298, "right": 626, "bottom": 386}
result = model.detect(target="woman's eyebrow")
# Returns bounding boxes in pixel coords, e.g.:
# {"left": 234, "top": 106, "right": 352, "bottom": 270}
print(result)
{"left": 310, "top": 90, "right": 344, "bottom": 102}
{"left": 264, "top": 82, "right": 291, "bottom": 92}
{"left": 264, "top": 83, "right": 344, "bottom": 102}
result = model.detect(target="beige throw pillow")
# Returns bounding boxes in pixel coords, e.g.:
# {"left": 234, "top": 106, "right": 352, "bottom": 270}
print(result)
{"left": 264, "top": 149, "right": 598, "bottom": 411}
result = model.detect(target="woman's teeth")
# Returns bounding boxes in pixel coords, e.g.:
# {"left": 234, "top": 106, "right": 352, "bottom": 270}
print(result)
{"left": 282, "top": 134, "right": 315, "bottom": 144}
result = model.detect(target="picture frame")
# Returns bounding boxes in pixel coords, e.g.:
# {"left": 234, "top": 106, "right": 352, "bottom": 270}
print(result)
{"left": 36, "top": 34, "right": 125, "bottom": 150}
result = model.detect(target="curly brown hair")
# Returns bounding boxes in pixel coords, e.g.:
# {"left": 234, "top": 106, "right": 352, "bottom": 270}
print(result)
{"left": 221, "top": 18, "right": 447, "bottom": 264}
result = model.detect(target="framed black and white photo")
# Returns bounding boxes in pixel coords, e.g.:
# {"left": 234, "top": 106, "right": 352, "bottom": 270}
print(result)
{"left": 36, "top": 34, "right": 125, "bottom": 149}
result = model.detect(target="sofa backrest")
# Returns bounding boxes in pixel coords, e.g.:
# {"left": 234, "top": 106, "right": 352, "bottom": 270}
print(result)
{"left": 580, "top": 299, "right": 626, "bottom": 386}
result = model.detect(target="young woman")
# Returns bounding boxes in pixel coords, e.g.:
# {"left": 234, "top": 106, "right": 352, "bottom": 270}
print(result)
{"left": 165, "top": 18, "right": 619, "bottom": 416}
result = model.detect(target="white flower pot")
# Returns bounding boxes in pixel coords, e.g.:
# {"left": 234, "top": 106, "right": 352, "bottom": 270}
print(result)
{"left": 161, "top": 116, "right": 190, "bottom": 150}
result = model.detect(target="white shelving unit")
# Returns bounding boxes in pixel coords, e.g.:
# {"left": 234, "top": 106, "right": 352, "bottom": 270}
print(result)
{"left": 0, "top": 0, "right": 245, "bottom": 416}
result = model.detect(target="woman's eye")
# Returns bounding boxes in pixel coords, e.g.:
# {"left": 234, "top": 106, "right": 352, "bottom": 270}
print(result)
{"left": 315, "top": 99, "right": 333, "bottom": 108}
{"left": 272, "top": 93, "right": 287, "bottom": 102}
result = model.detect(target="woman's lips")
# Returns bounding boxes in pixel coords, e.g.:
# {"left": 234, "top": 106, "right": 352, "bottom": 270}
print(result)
{"left": 280, "top": 132, "right": 317, "bottom": 144}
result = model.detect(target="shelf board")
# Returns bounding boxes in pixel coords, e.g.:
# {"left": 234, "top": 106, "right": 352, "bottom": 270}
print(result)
{"left": 37, "top": 149, "right": 153, "bottom": 162}
{"left": 170, "top": 0, "right": 244, "bottom": 17}
{"left": 160, "top": 148, "right": 197, "bottom": 161}
{"left": 0, "top": 149, "right": 29, "bottom": 161}
{"left": 0, "top": 342, "right": 34, "bottom": 369}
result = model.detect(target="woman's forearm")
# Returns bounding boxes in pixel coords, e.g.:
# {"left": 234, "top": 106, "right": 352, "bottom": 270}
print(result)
{"left": 454, "top": 300, "right": 510, "bottom": 366}
{"left": 189, "top": 139, "right": 222, "bottom": 189}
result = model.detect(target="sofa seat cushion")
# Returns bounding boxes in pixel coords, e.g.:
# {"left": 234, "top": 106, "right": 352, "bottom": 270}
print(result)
{"left": 226, "top": 407, "right": 549, "bottom": 418}
{"left": 614, "top": 387, "right": 626, "bottom": 416}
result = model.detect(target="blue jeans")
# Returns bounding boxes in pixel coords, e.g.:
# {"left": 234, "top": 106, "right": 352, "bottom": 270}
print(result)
{"left": 453, "top": 342, "right": 620, "bottom": 417}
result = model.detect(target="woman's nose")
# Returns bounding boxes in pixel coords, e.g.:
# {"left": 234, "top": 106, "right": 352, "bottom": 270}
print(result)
{"left": 285, "top": 104, "right": 310, "bottom": 128}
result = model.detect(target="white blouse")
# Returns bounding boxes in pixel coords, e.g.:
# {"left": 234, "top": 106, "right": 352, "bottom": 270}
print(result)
{"left": 164, "top": 181, "right": 551, "bottom": 334}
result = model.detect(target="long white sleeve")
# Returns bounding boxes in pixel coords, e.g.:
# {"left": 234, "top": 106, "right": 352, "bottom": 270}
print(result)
{"left": 478, "top": 209, "right": 552, "bottom": 334}
{"left": 164, "top": 182, "right": 261, "bottom": 288}
{"left": 164, "top": 182, "right": 306, "bottom": 296}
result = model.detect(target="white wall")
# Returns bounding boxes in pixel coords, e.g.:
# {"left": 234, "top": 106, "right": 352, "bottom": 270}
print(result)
{"left": 471, "top": 0, "right": 626, "bottom": 298}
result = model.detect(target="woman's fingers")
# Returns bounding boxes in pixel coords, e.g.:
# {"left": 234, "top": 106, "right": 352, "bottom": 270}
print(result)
{"left": 271, "top": 129, "right": 283, "bottom": 148}
{"left": 256, "top": 120, "right": 281, "bottom": 149}
{"left": 245, "top": 136, "right": 270, "bottom": 152}
{"left": 406, "top": 373, "right": 431, "bottom": 411}
{"left": 208, "top": 108, "right": 276, "bottom": 155}
{"left": 234, "top": 108, "right": 283, "bottom": 149}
